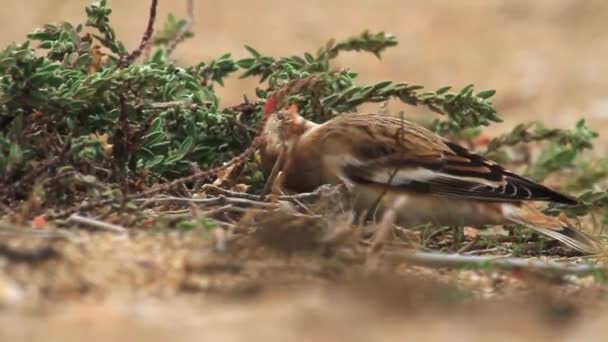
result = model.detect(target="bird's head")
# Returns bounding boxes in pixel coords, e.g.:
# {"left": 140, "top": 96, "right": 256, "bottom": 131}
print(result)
{"left": 262, "top": 96, "right": 317, "bottom": 148}
{"left": 259, "top": 95, "right": 318, "bottom": 171}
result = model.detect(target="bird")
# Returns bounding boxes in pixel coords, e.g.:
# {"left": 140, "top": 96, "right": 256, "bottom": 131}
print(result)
{"left": 259, "top": 97, "right": 604, "bottom": 254}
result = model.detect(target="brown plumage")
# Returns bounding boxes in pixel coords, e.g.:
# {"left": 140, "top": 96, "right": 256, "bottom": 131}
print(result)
{"left": 260, "top": 104, "right": 604, "bottom": 254}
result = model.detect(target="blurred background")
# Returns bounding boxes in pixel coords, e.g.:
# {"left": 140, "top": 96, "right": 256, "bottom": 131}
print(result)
{"left": 2, "top": 0, "right": 608, "bottom": 146}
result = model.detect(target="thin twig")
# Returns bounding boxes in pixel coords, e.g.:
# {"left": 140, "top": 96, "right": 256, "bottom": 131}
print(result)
{"left": 148, "top": 100, "right": 209, "bottom": 109}
{"left": 230, "top": 113, "right": 257, "bottom": 135}
{"left": 46, "top": 198, "right": 116, "bottom": 220}
{"left": 463, "top": 247, "right": 507, "bottom": 256}
{"left": 68, "top": 214, "right": 128, "bottom": 234}
{"left": 119, "top": 0, "right": 159, "bottom": 66}
{"left": 202, "top": 183, "right": 341, "bottom": 201}
{"left": 200, "top": 204, "right": 234, "bottom": 217}
{"left": 457, "top": 235, "right": 481, "bottom": 254}
{"left": 166, "top": 0, "right": 195, "bottom": 55}
{"left": 137, "top": 195, "right": 279, "bottom": 208}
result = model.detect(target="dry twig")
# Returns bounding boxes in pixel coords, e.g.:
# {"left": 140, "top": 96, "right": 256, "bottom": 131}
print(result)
{"left": 137, "top": 195, "right": 279, "bottom": 209}
{"left": 202, "top": 183, "right": 341, "bottom": 201}
{"left": 67, "top": 214, "right": 128, "bottom": 234}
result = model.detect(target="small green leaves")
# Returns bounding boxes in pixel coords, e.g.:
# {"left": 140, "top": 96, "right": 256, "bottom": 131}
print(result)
{"left": 237, "top": 31, "right": 398, "bottom": 84}
{"left": 244, "top": 45, "right": 262, "bottom": 59}
{"left": 319, "top": 31, "right": 398, "bottom": 60}
{"left": 482, "top": 120, "right": 599, "bottom": 181}
{"left": 178, "top": 136, "right": 194, "bottom": 156}
{"left": 69, "top": 135, "right": 105, "bottom": 163}
{"left": 194, "top": 54, "right": 239, "bottom": 87}
{"left": 153, "top": 13, "right": 194, "bottom": 46}
{"left": 85, "top": 0, "right": 125, "bottom": 55}
{"left": 0, "top": 1, "right": 259, "bottom": 184}
{"left": 238, "top": 45, "right": 275, "bottom": 81}
{"left": 429, "top": 85, "right": 502, "bottom": 134}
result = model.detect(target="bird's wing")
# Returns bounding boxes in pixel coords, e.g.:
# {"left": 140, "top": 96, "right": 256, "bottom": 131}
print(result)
{"left": 323, "top": 114, "right": 577, "bottom": 205}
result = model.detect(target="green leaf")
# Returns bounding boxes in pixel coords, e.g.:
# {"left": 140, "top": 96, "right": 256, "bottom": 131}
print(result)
{"left": 145, "top": 155, "right": 165, "bottom": 169}
{"left": 436, "top": 86, "right": 452, "bottom": 94}
{"left": 244, "top": 45, "right": 261, "bottom": 58}
{"left": 476, "top": 89, "right": 496, "bottom": 99}
{"left": 176, "top": 136, "right": 194, "bottom": 157}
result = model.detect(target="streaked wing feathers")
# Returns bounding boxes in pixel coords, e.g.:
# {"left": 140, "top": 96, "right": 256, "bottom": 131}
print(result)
{"left": 337, "top": 125, "right": 578, "bottom": 205}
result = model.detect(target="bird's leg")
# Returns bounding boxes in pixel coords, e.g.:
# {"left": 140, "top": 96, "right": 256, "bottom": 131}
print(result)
{"left": 451, "top": 224, "right": 465, "bottom": 252}
{"left": 270, "top": 171, "right": 285, "bottom": 196}
{"left": 260, "top": 144, "right": 287, "bottom": 198}
{"left": 365, "top": 197, "right": 407, "bottom": 272}
{"left": 260, "top": 109, "right": 290, "bottom": 198}
{"left": 360, "top": 167, "right": 399, "bottom": 226}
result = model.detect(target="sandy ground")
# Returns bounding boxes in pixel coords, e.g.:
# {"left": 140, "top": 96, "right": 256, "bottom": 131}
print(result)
{"left": 2, "top": 0, "right": 608, "bottom": 340}
{"left": 0, "top": 231, "right": 607, "bottom": 342}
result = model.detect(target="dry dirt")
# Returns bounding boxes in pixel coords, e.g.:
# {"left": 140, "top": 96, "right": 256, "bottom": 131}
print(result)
{"left": 0, "top": 229, "right": 607, "bottom": 342}
{"left": 2, "top": 0, "right": 608, "bottom": 341}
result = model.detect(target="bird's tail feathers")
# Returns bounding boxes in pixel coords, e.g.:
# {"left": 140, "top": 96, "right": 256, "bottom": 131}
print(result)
{"left": 502, "top": 202, "right": 604, "bottom": 255}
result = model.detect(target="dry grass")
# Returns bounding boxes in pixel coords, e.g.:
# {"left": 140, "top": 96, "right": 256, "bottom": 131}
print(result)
{"left": 2, "top": 0, "right": 608, "bottom": 340}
